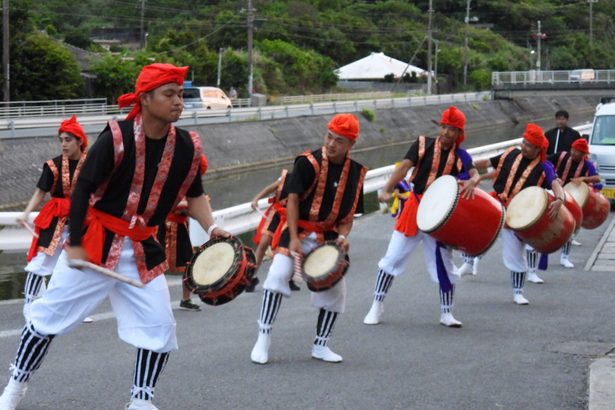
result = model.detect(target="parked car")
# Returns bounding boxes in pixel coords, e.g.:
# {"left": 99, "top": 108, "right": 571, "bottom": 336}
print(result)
{"left": 183, "top": 86, "right": 232, "bottom": 110}
{"left": 588, "top": 100, "right": 615, "bottom": 200}
{"left": 570, "top": 69, "right": 595, "bottom": 83}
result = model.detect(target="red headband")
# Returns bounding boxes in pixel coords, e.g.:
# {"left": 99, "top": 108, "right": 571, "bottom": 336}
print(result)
{"left": 117, "top": 63, "right": 189, "bottom": 120}
{"left": 440, "top": 105, "right": 466, "bottom": 145}
{"left": 328, "top": 113, "right": 359, "bottom": 141}
{"left": 571, "top": 138, "right": 589, "bottom": 157}
{"left": 523, "top": 123, "right": 548, "bottom": 162}
{"left": 58, "top": 115, "right": 87, "bottom": 150}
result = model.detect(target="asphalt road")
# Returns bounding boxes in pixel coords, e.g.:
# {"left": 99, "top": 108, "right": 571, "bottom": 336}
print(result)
{"left": 0, "top": 211, "right": 614, "bottom": 410}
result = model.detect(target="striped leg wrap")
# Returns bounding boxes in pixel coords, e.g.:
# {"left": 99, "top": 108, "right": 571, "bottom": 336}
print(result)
{"left": 314, "top": 309, "right": 339, "bottom": 347}
{"left": 561, "top": 241, "right": 571, "bottom": 257}
{"left": 511, "top": 271, "right": 526, "bottom": 295}
{"left": 439, "top": 285, "right": 455, "bottom": 314}
{"left": 526, "top": 249, "right": 537, "bottom": 273}
{"left": 258, "top": 290, "right": 283, "bottom": 334}
{"left": 10, "top": 323, "right": 54, "bottom": 383}
{"left": 373, "top": 269, "right": 394, "bottom": 302}
{"left": 463, "top": 253, "right": 474, "bottom": 265}
{"left": 130, "top": 349, "right": 170, "bottom": 401}
{"left": 23, "top": 272, "right": 44, "bottom": 304}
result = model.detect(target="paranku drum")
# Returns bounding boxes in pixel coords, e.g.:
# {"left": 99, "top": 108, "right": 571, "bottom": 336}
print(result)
{"left": 184, "top": 237, "right": 256, "bottom": 306}
{"left": 301, "top": 242, "right": 349, "bottom": 292}
{"left": 564, "top": 181, "right": 609, "bottom": 229}
{"left": 417, "top": 175, "right": 505, "bottom": 256}
{"left": 506, "top": 186, "right": 575, "bottom": 253}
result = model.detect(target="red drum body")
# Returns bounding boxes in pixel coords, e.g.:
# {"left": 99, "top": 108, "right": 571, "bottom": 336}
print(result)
{"left": 417, "top": 175, "right": 505, "bottom": 257}
{"left": 564, "top": 182, "right": 610, "bottom": 229}
{"left": 301, "top": 242, "right": 349, "bottom": 292}
{"left": 563, "top": 191, "right": 583, "bottom": 234}
{"left": 184, "top": 237, "right": 256, "bottom": 306}
{"left": 506, "top": 186, "right": 575, "bottom": 253}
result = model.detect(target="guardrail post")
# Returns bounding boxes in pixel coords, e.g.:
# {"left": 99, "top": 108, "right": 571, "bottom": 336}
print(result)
{"left": 391, "top": 98, "right": 395, "bottom": 109}
{"left": 285, "top": 105, "right": 289, "bottom": 118}
{"left": 310, "top": 103, "right": 314, "bottom": 115}
{"left": 192, "top": 111, "right": 198, "bottom": 125}
{"left": 8, "top": 120, "right": 15, "bottom": 138}
{"left": 258, "top": 107, "right": 262, "bottom": 121}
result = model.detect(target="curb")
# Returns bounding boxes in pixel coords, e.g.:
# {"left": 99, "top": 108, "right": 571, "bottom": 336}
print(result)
{"left": 589, "top": 355, "right": 615, "bottom": 410}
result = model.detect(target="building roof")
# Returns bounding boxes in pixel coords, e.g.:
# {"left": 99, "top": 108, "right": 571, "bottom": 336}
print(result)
{"left": 335, "top": 52, "right": 425, "bottom": 81}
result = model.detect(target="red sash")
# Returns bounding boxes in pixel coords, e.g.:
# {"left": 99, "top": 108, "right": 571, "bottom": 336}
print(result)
{"left": 394, "top": 193, "right": 422, "bottom": 237}
{"left": 167, "top": 213, "right": 188, "bottom": 224}
{"left": 26, "top": 198, "right": 71, "bottom": 261}
{"left": 82, "top": 208, "right": 156, "bottom": 265}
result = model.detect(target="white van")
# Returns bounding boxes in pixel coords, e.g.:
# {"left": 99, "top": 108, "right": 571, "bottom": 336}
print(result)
{"left": 589, "top": 100, "right": 615, "bottom": 199}
{"left": 570, "top": 69, "right": 595, "bottom": 83}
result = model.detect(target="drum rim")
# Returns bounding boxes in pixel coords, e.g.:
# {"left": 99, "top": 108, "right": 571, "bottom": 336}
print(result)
{"left": 506, "top": 187, "right": 548, "bottom": 230}
{"left": 301, "top": 241, "right": 346, "bottom": 281}
{"left": 184, "top": 236, "right": 244, "bottom": 292}
{"left": 417, "top": 175, "right": 459, "bottom": 233}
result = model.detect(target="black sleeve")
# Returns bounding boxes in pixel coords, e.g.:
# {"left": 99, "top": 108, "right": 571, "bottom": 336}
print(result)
{"left": 286, "top": 156, "right": 316, "bottom": 196}
{"left": 490, "top": 154, "right": 502, "bottom": 169}
{"left": 69, "top": 130, "right": 115, "bottom": 246}
{"left": 571, "top": 128, "right": 581, "bottom": 140}
{"left": 546, "top": 153, "right": 557, "bottom": 166}
{"left": 36, "top": 163, "right": 54, "bottom": 192}
{"left": 404, "top": 140, "right": 419, "bottom": 163}
{"left": 186, "top": 169, "right": 204, "bottom": 197}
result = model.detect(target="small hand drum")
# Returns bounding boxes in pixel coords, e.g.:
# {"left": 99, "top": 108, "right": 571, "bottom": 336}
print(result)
{"left": 184, "top": 237, "right": 256, "bottom": 306}
{"left": 301, "top": 241, "right": 349, "bottom": 292}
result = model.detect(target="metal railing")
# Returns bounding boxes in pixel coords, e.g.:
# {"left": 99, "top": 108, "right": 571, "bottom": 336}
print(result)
{"left": 0, "top": 98, "right": 109, "bottom": 119}
{"left": 274, "top": 91, "right": 395, "bottom": 105}
{"left": 0, "top": 91, "right": 492, "bottom": 138}
{"left": 0, "top": 135, "right": 526, "bottom": 252}
{"left": 492, "top": 69, "right": 615, "bottom": 87}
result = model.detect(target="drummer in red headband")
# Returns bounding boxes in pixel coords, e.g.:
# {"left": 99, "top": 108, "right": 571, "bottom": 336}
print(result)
{"left": 474, "top": 123, "right": 565, "bottom": 305}
{"left": 15, "top": 115, "right": 87, "bottom": 321}
{"left": 250, "top": 113, "right": 367, "bottom": 365}
{"left": 544, "top": 138, "right": 601, "bottom": 269}
{"left": 0, "top": 63, "right": 230, "bottom": 410}
{"left": 362, "top": 106, "right": 480, "bottom": 328}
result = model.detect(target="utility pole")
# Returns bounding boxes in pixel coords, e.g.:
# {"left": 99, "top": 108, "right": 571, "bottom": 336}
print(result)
{"left": 426, "top": 0, "right": 433, "bottom": 95}
{"left": 463, "top": 0, "right": 471, "bottom": 87}
{"left": 536, "top": 20, "right": 542, "bottom": 71}
{"left": 434, "top": 40, "right": 439, "bottom": 94}
{"left": 247, "top": 0, "right": 254, "bottom": 98}
{"left": 140, "top": 0, "right": 145, "bottom": 49}
{"left": 217, "top": 47, "right": 224, "bottom": 88}
{"left": 588, "top": 0, "right": 598, "bottom": 62}
{"left": 2, "top": 0, "right": 9, "bottom": 101}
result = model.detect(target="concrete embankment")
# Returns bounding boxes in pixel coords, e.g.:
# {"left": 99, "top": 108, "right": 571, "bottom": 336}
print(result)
{"left": 0, "top": 95, "right": 599, "bottom": 209}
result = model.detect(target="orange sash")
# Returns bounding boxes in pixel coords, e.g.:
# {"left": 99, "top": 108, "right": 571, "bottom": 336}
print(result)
{"left": 26, "top": 198, "right": 71, "bottom": 261}
{"left": 82, "top": 208, "right": 156, "bottom": 265}
{"left": 394, "top": 193, "right": 422, "bottom": 237}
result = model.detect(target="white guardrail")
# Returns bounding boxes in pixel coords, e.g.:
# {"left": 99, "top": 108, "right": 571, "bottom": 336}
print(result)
{"left": 0, "top": 123, "right": 592, "bottom": 252}
{"left": 0, "top": 92, "right": 491, "bottom": 138}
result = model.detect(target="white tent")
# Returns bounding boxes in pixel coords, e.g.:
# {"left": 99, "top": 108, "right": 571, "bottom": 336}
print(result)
{"left": 335, "top": 52, "right": 426, "bottom": 81}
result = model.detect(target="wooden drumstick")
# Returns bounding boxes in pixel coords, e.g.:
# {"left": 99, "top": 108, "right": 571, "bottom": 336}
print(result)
{"left": 19, "top": 220, "right": 39, "bottom": 239}
{"left": 68, "top": 259, "right": 145, "bottom": 288}
{"left": 254, "top": 207, "right": 266, "bottom": 218}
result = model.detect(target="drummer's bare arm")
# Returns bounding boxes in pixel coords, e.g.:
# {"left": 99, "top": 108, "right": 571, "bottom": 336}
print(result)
{"left": 380, "top": 159, "right": 413, "bottom": 202}
{"left": 17, "top": 189, "right": 46, "bottom": 225}
{"left": 286, "top": 193, "right": 302, "bottom": 254}
{"left": 188, "top": 194, "right": 230, "bottom": 238}
{"left": 460, "top": 168, "right": 481, "bottom": 200}
{"left": 473, "top": 158, "right": 490, "bottom": 171}
{"left": 480, "top": 169, "right": 496, "bottom": 181}
{"left": 548, "top": 180, "right": 565, "bottom": 219}
{"left": 251, "top": 180, "right": 279, "bottom": 210}
{"left": 573, "top": 175, "right": 601, "bottom": 184}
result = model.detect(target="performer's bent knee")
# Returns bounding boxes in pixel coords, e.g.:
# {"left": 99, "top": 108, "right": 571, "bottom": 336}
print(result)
{"left": 262, "top": 253, "right": 293, "bottom": 296}
{"left": 311, "top": 278, "right": 346, "bottom": 313}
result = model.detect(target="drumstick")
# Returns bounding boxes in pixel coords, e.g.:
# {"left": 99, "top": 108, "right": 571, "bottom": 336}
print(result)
{"left": 19, "top": 220, "right": 39, "bottom": 239}
{"left": 254, "top": 207, "right": 266, "bottom": 218}
{"left": 290, "top": 251, "right": 303, "bottom": 282}
{"left": 68, "top": 259, "right": 145, "bottom": 288}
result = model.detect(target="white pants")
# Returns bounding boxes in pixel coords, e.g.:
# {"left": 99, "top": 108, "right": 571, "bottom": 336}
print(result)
{"left": 24, "top": 228, "right": 69, "bottom": 276}
{"left": 263, "top": 233, "right": 346, "bottom": 313}
{"left": 378, "top": 230, "right": 457, "bottom": 285}
{"left": 30, "top": 240, "right": 177, "bottom": 353}
{"left": 501, "top": 228, "right": 527, "bottom": 272}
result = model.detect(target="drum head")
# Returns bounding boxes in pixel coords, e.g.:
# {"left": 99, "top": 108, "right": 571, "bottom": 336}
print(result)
{"left": 506, "top": 186, "right": 548, "bottom": 230}
{"left": 303, "top": 244, "right": 341, "bottom": 279}
{"left": 192, "top": 241, "right": 237, "bottom": 286}
{"left": 564, "top": 181, "right": 589, "bottom": 208}
{"left": 417, "top": 175, "right": 459, "bottom": 232}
